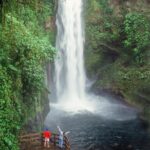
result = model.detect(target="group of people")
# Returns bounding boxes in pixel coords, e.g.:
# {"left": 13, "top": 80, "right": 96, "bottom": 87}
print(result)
{"left": 43, "top": 126, "right": 70, "bottom": 149}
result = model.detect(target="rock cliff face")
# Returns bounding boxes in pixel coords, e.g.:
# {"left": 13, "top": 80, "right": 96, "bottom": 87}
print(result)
{"left": 109, "top": 0, "right": 150, "bottom": 15}
{"left": 23, "top": 90, "right": 50, "bottom": 132}
{"left": 84, "top": 0, "right": 150, "bottom": 123}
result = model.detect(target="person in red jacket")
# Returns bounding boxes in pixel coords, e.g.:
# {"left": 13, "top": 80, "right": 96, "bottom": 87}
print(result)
{"left": 43, "top": 128, "right": 52, "bottom": 148}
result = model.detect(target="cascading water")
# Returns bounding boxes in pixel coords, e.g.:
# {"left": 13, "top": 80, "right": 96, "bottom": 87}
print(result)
{"left": 54, "top": 0, "right": 94, "bottom": 112}
{"left": 50, "top": 0, "right": 137, "bottom": 121}
{"left": 55, "top": 0, "right": 85, "bottom": 100}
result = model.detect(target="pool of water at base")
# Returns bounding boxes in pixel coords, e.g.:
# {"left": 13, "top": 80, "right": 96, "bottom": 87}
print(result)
{"left": 45, "top": 110, "right": 150, "bottom": 150}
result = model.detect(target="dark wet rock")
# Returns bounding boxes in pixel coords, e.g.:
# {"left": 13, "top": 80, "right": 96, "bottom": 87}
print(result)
{"left": 127, "top": 144, "right": 133, "bottom": 149}
{"left": 113, "top": 143, "right": 119, "bottom": 147}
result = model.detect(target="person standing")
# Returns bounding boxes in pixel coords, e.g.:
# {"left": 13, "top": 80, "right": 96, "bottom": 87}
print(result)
{"left": 57, "top": 126, "right": 70, "bottom": 149}
{"left": 43, "top": 128, "right": 52, "bottom": 148}
{"left": 57, "top": 126, "right": 64, "bottom": 148}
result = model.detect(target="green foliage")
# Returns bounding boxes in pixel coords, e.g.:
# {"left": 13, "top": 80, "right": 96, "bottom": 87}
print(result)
{"left": 85, "top": 0, "right": 121, "bottom": 53}
{"left": 124, "top": 13, "right": 150, "bottom": 64}
{"left": 0, "top": 66, "right": 21, "bottom": 150}
{"left": 0, "top": 0, "right": 55, "bottom": 149}
{"left": 97, "top": 64, "right": 150, "bottom": 92}
{"left": 85, "top": 0, "right": 150, "bottom": 121}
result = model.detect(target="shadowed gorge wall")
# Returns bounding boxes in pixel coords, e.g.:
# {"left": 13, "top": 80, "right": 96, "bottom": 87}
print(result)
{"left": 84, "top": 0, "right": 150, "bottom": 122}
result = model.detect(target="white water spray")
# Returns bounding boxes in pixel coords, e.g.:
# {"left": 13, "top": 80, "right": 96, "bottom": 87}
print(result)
{"left": 54, "top": 0, "right": 94, "bottom": 112}
{"left": 55, "top": 0, "right": 85, "bottom": 99}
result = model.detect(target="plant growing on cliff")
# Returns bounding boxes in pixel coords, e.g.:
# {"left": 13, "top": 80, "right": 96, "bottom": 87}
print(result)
{"left": 84, "top": 0, "right": 150, "bottom": 120}
{"left": 0, "top": 0, "right": 55, "bottom": 149}
{"left": 124, "top": 13, "right": 150, "bottom": 64}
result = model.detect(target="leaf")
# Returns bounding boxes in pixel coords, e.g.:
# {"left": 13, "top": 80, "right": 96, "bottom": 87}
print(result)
{"left": 8, "top": 65, "right": 19, "bottom": 72}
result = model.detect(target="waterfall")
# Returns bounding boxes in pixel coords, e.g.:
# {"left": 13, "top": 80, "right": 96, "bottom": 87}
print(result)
{"left": 54, "top": 0, "right": 94, "bottom": 112}
{"left": 46, "top": 0, "right": 139, "bottom": 123}
{"left": 55, "top": 0, "right": 85, "bottom": 100}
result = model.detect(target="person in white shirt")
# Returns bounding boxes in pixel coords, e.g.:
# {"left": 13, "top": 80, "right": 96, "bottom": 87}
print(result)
{"left": 57, "top": 126, "right": 70, "bottom": 148}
